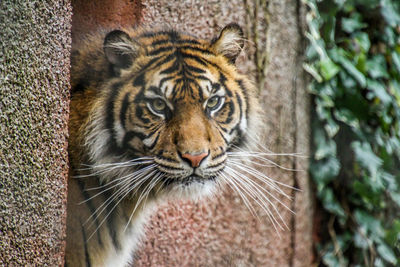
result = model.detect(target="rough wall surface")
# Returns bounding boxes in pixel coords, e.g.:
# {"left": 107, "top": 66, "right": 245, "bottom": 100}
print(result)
{"left": 71, "top": 0, "right": 143, "bottom": 44}
{"left": 70, "top": 0, "right": 312, "bottom": 266}
{"left": 0, "top": 2, "right": 71, "bottom": 265}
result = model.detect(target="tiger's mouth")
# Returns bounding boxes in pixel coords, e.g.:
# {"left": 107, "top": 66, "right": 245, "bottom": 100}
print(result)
{"left": 161, "top": 174, "right": 217, "bottom": 187}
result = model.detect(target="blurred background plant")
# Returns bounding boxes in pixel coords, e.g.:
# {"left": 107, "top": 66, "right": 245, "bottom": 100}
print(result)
{"left": 304, "top": 0, "right": 400, "bottom": 266}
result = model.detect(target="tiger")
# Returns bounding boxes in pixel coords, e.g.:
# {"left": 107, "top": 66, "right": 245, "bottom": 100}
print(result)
{"left": 66, "top": 23, "right": 267, "bottom": 267}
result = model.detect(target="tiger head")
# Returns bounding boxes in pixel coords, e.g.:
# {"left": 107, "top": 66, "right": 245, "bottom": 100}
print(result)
{"left": 81, "top": 24, "right": 261, "bottom": 200}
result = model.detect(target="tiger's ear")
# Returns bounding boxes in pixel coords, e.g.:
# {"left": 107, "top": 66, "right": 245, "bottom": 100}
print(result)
{"left": 211, "top": 23, "right": 244, "bottom": 63}
{"left": 104, "top": 30, "right": 138, "bottom": 71}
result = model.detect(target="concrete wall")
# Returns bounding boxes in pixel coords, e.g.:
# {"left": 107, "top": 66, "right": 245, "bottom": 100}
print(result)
{"left": 0, "top": 2, "right": 71, "bottom": 265}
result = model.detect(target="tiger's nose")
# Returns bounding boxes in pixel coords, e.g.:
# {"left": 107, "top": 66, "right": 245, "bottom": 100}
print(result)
{"left": 181, "top": 152, "right": 209, "bottom": 168}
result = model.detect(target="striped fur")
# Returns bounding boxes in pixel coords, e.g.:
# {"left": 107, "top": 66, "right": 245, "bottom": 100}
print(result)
{"left": 66, "top": 24, "right": 261, "bottom": 266}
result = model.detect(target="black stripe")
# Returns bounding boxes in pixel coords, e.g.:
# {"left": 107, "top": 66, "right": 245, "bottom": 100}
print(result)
{"left": 180, "top": 45, "right": 214, "bottom": 55}
{"left": 148, "top": 86, "right": 162, "bottom": 95}
{"left": 155, "top": 52, "right": 180, "bottom": 69}
{"left": 220, "top": 126, "right": 229, "bottom": 134}
{"left": 196, "top": 83, "right": 203, "bottom": 100}
{"left": 123, "top": 130, "right": 146, "bottom": 146}
{"left": 151, "top": 38, "right": 201, "bottom": 46}
{"left": 77, "top": 179, "right": 103, "bottom": 247}
{"left": 72, "top": 82, "right": 86, "bottom": 93}
{"left": 208, "top": 160, "right": 226, "bottom": 169}
{"left": 159, "top": 165, "right": 185, "bottom": 171}
{"left": 180, "top": 52, "right": 209, "bottom": 67}
{"left": 149, "top": 45, "right": 213, "bottom": 57}
{"left": 226, "top": 93, "right": 244, "bottom": 138}
{"left": 236, "top": 79, "right": 250, "bottom": 123}
{"left": 135, "top": 105, "right": 151, "bottom": 124}
{"left": 229, "top": 124, "right": 241, "bottom": 135}
{"left": 147, "top": 132, "right": 160, "bottom": 150}
{"left": 106, "top": 82, "right": 123, "bottom": 153}
{"left": 171, "top": 80, "right": 184, "bottom": 99}
{"left": 229, "top": 125, "right": 244, "bottom": 148}
{"left": 133, "top": 73, "right": 145, "bottom": 87}
{"left": 102, "top": 189, "right": 121, "bottom": 251}
{"left": 236, "top": 92, "right": 243, "bottom": 125}
{"left": 160, "top": 59, "right": 180, "bottom": 74}
{"left": 80, "top": 221, "right": 92, "bottom": 267}
{"left": 149, "top": 46, "right": 175, "bottom": 56}
{"left": 156, "top": 155, "right": 180, "bottom": 164}
{"left": 219, "top": 73, "right": 232, "bottom": 97}
{"left": 135, "top": 56, "right": 163, "bottom": 75}
{"left": 211, "top": 151, "right": 226, "bottom": 161}
{"left": 158, "top": 76, "right": 175, "bottom": 88}
{"left": 216, "top": 127, "right": 229, "bottom": 143}
{"left": 222, "top": 100, "right": 235, "bottom": 124}
{"left": 139, "top": 30, "right": 179, "bottom": 40}
{"left": 181, "top": 52, "right": 223, "bottom": 71}
{"left": 120, "top": 93, "right": 131, "bottom": 129}
{"left": 212, "top": 83, "right": 221, "bottom": 93}
{"left": 186, "top": 64, "right": 206, "bottom": 74}
{"left": 190, "top": 75, "right": 210, "bottom": 81}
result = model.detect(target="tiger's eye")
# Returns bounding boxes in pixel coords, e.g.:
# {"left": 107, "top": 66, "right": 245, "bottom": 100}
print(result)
{"left": 152, "top": 98, "right": 166, "bottom": 112}
{"left": 206, "top": 96, "right": 220, "bottom": 109}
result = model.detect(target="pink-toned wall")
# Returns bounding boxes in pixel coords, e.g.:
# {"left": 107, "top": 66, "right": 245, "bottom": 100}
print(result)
{"left": 71, "top": 1, "right": 313, "bottom": 265}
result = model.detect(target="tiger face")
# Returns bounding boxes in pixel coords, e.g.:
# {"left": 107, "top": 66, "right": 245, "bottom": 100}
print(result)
{"left": 81, "top": 24, "right": 259, "bottom": 200}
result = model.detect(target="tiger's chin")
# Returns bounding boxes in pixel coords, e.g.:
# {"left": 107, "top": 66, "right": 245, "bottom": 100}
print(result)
{"left": 159, "top": 174, "right": 219, "bottom": 202}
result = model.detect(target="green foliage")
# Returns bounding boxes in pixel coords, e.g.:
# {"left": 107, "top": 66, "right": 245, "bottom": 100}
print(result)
{"left": 305, "top": 0, "right": 400, "bottom": 265}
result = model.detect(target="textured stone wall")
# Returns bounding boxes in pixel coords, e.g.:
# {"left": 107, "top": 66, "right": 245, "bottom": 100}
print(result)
{"left": 71, "top": 0, "right": 143, "bottom": 44}
{"left": 0, "top": 1, "right": 71, "bottom": 265}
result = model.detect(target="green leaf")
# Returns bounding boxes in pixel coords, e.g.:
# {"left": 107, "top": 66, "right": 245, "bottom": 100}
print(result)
{"left": 366, "top": 55, "right": 389, "bottom": 79}
{"left": 384, "top": 26, "right": 396, "bottom": 47}
{"left": 354, "top": 231, "right": 370, "bottom": 249}
{"left": 353, "top": 180, "right": 383, "bottom": 208}
{"left": 352, "top": 141, "right": 383, "bottom": 177}
{"left": 322, "top": 251, "right": 341, "bottom": 267}
{"left": 354, "top": 210, "right": 385, "bottom": 238}
{"left": 319, "top": 58, "right": 341, "bottom": 80}
{"left": 337, "top": 52, "right": 367, "bottom": 87}
{"left": 303, "top": 63, "right": 323, "bottom": 83}
{"left": 382, "top": 171, "right": 397, "bottom": 191}
{"left": 386, "top": 219, "right": 400, "bottom": 245}
{"left": 390, "top": 192, "right": 400, "bottom": 207}
{"left": 354, "top": 0, "right": 379, "bottom": 8}
{"left": 320, "top": 188, "right": 347, "bottom": 218}
{"left": 333, "top": 108, "right": 360, "bottom": 129}
{"left": 341, "top": 16, "right": 367, "bottom": 33}
{"left": 339, "top": 71, "right": 358, "bottom": 89}
{"left": 322, "top": 15, "right": 336, "bottom": 44}
{"left": 389, "top": 79, "right": 400, "bottom": 106}
{"left": 377, "top": 242, "right": 397, "bottom": 265}
{"left": 354, "top": 32, "right": 371, "bottom": 52}
{"left": 381, "top": 0, "right": 400, "bottom": 27}
{"left": 314, "top": 126, "right": 337, "bottom": 159}
{"left": 366, "top": 79, "right": 392, "bottom": 106}
{"left": 374, "top": 258, "right": 386, "bottom": 267}
{"left": 391, "top": 50, "right": 400, "bottom": 73}
{"left": 311, "top": 156, "right": 341, "bottom": 183}
{"left": 325, "top": 117, "right": 340, "bottom": 137}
